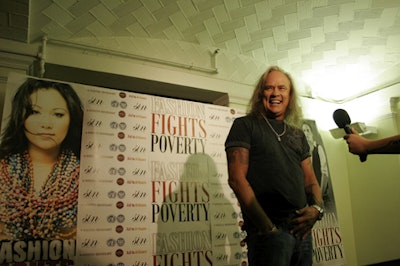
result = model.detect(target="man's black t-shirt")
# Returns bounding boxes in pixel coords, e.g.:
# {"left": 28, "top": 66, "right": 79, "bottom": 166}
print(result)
{"left": 225, "top": 114, "right": 311, "bottom": 228}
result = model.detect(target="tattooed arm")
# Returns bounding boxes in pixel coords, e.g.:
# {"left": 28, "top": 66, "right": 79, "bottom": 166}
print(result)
{"left": 290, "top": 157, "right": 323, "bottom": 239}
{"left": 226, "top": 147, "right": 277, "bottom": 235}
{"left": 302, "top": 157, "right": 323, "bottom": 207}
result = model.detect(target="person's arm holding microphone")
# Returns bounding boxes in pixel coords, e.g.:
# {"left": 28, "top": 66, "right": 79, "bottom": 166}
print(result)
{"left": 344, "top": 128, "right": 400, "bottom": 155}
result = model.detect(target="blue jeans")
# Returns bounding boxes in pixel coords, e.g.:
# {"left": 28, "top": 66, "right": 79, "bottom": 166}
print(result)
{"left": 246, "top": 228, "right": 313, "bottom": 266}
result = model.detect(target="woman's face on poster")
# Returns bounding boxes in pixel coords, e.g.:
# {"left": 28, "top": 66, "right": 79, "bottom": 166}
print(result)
{"left": 302, "top": 123, "right": 314, "bottom": 145}
{"left": 24, "top": 88, "right": 70, "bottom": 152}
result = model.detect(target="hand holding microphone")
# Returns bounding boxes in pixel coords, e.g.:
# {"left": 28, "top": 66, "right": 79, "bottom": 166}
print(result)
{"left": 333, "top": 109, "right": 367, "bottom": 162}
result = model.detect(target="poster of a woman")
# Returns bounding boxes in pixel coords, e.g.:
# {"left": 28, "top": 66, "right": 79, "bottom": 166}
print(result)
{"left": 0, "top": 77, "right": 83, "bottom": 243}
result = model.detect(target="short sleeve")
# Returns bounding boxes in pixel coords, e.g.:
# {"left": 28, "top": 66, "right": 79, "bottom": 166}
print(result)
{"left": 225, "top": 116, "right": 252, "bottom": 150}
{"left": 300, "top": 131, "right": 311, "bottom": 161}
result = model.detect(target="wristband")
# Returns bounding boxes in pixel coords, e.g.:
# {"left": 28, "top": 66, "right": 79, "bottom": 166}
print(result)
{"left": 311, "top": 204, "right": 324, "bottom": 220}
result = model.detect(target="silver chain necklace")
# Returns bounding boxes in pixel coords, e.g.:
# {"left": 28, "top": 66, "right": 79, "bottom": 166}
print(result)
{"left": 261, "top": 113, "right": 286, "bottom": 142}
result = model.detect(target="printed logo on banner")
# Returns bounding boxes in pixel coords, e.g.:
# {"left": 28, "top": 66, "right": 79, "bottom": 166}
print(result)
{"left": 76, "top": 85, "right": 153, "bottom": 265}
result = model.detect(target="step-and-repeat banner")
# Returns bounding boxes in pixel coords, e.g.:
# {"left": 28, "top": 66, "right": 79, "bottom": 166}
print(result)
{"left": 0, "top": 73, "right": 345, "bottom": 265}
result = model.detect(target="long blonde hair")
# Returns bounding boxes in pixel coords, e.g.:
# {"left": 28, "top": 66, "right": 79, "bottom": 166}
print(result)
{"left": 247, "top": 66, "right": 303, "bottom": 128}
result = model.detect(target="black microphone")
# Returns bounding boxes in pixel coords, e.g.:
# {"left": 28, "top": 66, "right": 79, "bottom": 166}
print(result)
{"left": 333, "top": 109, "right": 367, "bottom": 162}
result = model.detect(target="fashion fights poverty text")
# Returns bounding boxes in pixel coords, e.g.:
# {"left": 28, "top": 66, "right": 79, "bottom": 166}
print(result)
{"left": 150, "top": 97, "right": 213, "bottom": 266}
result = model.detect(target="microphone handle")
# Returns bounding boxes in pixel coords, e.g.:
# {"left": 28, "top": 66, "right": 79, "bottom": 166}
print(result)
{"left": 344, "top": 125, "right": 367, "bottom": 162}
{"left": 359, "top": 153, "right": 367, "bottom": 162}
{"left": 344, "top": 125, "right": 352, "bottom": 134}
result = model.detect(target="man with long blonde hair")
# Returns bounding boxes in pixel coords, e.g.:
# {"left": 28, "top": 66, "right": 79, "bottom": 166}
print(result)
{"left": 225, "top": 66, "right": 323, "bottom": 265}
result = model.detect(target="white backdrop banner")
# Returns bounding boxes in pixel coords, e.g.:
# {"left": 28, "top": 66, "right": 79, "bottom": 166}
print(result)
{"left": 0, "top": 73, "right": 344, "bottom": 266}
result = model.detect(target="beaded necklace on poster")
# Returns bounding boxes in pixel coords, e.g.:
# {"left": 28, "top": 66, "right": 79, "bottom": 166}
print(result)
{"left": 0, "top": 149, "right": 79, "bottom": 240}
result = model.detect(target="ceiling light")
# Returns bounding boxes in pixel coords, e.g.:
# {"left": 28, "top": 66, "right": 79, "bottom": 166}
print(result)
{"left": 301, "top": 64, "right": 374, "bottom": 103}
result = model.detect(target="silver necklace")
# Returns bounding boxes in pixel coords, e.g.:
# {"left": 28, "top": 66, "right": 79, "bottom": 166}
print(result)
{"left": 261, "top": 114, "right": 286, "bottom": 142}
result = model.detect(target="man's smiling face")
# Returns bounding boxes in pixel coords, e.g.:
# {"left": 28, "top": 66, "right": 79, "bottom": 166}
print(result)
{"left": 262, "top": 70, "right": 291, "bottom": 120}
